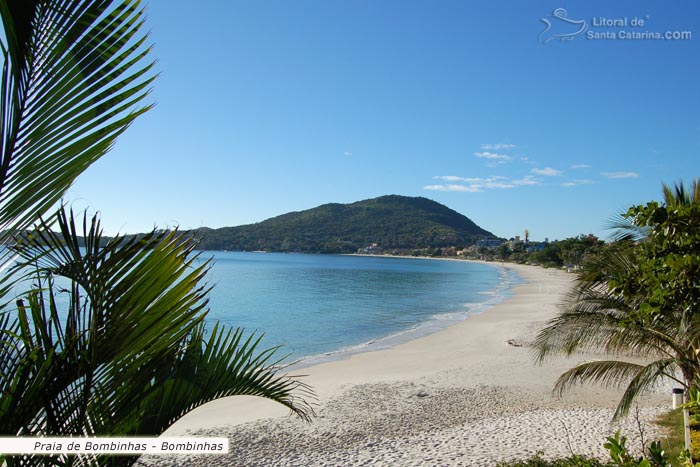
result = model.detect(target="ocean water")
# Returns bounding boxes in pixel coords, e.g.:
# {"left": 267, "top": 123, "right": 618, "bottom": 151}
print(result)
{"left": 197, "top": 252, "right": 522, "bottom": 366}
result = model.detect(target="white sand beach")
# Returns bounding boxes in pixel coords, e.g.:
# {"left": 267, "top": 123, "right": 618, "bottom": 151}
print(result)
{"left": 141, "top": 263, "right": 670, "bottom": 467}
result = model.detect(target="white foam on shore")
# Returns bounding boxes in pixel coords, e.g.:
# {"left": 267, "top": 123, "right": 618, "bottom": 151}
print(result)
{"left": 162, "top": 262, "right": 672, "bottom": 464}
{"left": 291, "top": 264, "right": 524, "bottom": 369}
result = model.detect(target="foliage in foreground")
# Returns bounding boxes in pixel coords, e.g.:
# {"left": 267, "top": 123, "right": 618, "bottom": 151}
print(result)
{"left": 654, "top": 409, "right": 687, "bottom": 467}
{"left": 497, "top": 431, "right": 672, "bottom": 467}
{"left": 496, "top": 453, "right": 607, "bottom": 467}
{"left": 0, "top": 1, "right": 315, "bottom": 466}
{"left": 1, "top": 209, "right": 316, "bottom": 467}
{"left": 534, "top": 180, "right": 700, "bottom": 421}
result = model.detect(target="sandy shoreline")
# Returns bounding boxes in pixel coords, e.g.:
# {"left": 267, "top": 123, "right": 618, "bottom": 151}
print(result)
{"left": 143, "top": 263, "right": 670, "bottom": 467}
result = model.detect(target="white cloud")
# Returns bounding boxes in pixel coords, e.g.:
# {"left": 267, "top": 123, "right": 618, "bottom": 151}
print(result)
{"left": 562, "top": 179, "right": 596, "bottom": 187}
{"left": 531, "top": 167, "right": 563, "bottom": 176}
{"left": 571, "top": 164, "right": 591, "bottom": 169}
{"left": 427, "top": 169, "right": 601, "bottom": 193}
{"left": 425, "top": 175, "right": 535, "bottom": 193}
{"left": 433, "top": 175, "right": 463, "bottom": 182}
{"left": 424, "top": 184, "right": 482, "bottom": 192}
{"left": 433, "top": 175, "right": 485, "bottom": 183}
{"left": 512, "top": 175, "right": 539, "bottom": 186}
{"left": 481, "top": 143, "right": 516, "bottom": 150}
{"left": 601, "top": 171, "right": 640, "bottom": 179}
{"left": 343, "top": 151, "right": 353, "bottom": 156}
{"left": 483, "top": 180, "right": 515, "bottom": 189}
{"left": 474, "top": 151, "right": 512, "bottom": 161}
{"left": 519, "top": 156, "right": 536, "bottom": 165}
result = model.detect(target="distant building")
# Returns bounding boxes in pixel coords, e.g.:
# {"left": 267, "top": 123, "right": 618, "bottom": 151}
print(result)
{"left": 359, "top": 243, "right": 383, "bottom": 255}
{"left": 526, "top": 242, "right": 546, "bottom": 253}
{"left": 442, "top": 247, "right": 457, "bottom": 257}
{"left": 475, "top": 238, "right": 504, "bottom": 248}
{"left": 508, "top": 236, "right": 523, "bottom": 249}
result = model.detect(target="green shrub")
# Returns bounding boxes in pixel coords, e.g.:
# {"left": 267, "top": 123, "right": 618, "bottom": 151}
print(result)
{"left": 498, "top": 431, "right": 672, "bottom": 467}
{"left": 495, "top": 452, "right": 606, "bottom": 467}
{"left": 690, "top": 430, "right": 700, "bottom": 461}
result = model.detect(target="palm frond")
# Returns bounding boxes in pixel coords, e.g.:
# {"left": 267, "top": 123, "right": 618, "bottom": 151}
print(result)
{"left": 535, "top": 312, "right": 644, "bottom": 362}
{"left": 573, "top": 240, "right": 638, "bottom": 288}
{"left": 606, "top": 213, "right": 648, "bottom": 243}
{"left": 664, "top": 180, "right": 700, "bottom": 207}
{"left": 553, "top": 358, "right": 680, "bottom": 422}
{"left": 534, "top": 179, "right": 700, "bottom": 427}
{"left": 11, "top": 208, "right": 212, "bottom": 364}
{"left": 553, "top": 359, "right": 647, "bottom": 397}
{"left": 534, "top": 277, "right": 677, "bottom": 361}
{"left": 114, "top": 322, "right": 316, "bottom": 435}
{"left": 0, "top": 207, "right": 210, "bottom": 437}
{"left": 612, "top": 358, "right": 680, "bottom": 421}
{"left": 1, "top": 207, "right": 316, "bottom": 450}
{"left": 0, "top": 1, "right": 155, "bottom": 237}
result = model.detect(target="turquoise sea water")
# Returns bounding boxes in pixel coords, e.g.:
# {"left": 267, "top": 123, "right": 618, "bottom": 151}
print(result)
{"left": 198, "top": 252, "right": 522, "bottom": 366}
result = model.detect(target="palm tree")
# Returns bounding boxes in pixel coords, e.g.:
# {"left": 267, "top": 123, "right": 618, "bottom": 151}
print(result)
{"left": 662, "top": 179, "right": 700, "bottom": 208}
{"left": 0, "top": 2, "right": 314, "bottom": 465}
{"left": 533, "top": 180, "right": 700, "bottom": 421}
{"left": 3, "top": 209, "right": 314, "bottom": 466}
{"left": 0, "top": 0, "right": 155, "bottom": 239}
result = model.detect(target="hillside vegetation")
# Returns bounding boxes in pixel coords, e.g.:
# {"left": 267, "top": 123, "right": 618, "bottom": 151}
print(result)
{"left": 190, "top": 195, "right": 495, "bottom": 253}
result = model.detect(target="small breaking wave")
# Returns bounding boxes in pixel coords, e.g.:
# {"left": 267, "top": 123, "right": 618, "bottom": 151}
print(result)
{"left": 292, "top": 265, "right": 524, "bottom": 369}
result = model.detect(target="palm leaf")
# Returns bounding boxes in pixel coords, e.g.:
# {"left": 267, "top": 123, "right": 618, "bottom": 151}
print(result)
{"left": 612, "top": 358, "right": 680, "bottom": 421}
{"left": 536, "top": 285, "right": 686, "bottom": 362}
{"left": 0, "top": 5, "right": 316, "bottom": 464}
{"left": 534, "top": 197, "right": 700, "bottom": 425}
{"left": 124, "top": 322, "right": 316, "bottom": 435}
{"left": 552, "top": 358, "right": 680, "bottom": 421}
{"left": 10, "top": 208, "right": 212, "bottom": 366}
{"left": 1, "top": 208, "right": 210, "bottom": 436}
{"left": 0, "top": 1, "right": 155, "bottom": 237}
{"left": 554, "top": 359, "right": 648, "bottom": 397}
{"left": 664, "top": 180, "right": 700, "bottom": 207}
{"left": 606, "top": 213, "right": 649, "bottom": 243}
{"left": 1, "top": 208, "right": 315, "bottom": 463}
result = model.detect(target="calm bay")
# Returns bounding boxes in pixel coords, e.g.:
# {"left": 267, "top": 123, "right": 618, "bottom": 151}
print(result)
{"left": 198, "top": 252, "right": 522, "bottom": 365}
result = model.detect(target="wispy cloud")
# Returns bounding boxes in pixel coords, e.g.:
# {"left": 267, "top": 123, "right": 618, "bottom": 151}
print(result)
{"left": 474, "top": 151, "right": 512, "bottom": 161}
{"left": 601, "top": 171, "right": 639, "bottom": 179}
{"left": 512, "top": 175, "right": 539, "bottom": 186}
{"left": 531, "top": 167, "right": 563, "bottom": 176}
{"left": 433, "top": 175, "right": 507, "bottom": 183}
{"left": 571, "top": 164, "right": 591, "bottom": 169}
{"left": 482, "top": 180, "right": 516, "bottom": 189}
{"left": 424, "top": 184, "right": 483, "bottom": 192}
{"left": 562, "top": 179, "right": 596, "bottom": 187}
{"left": 481, "top": 143, "right": 516, "bottom": 150}
{"left": 433, "top": 175, "right": 466, "bottom": 182}
{"left": 343, "top": 151, "right": 353, "bottom": 156}
{"left": 519, "top": 156, "right": 536, "bottom": 165}
{"left": 425, "top": 175, "right": 538, "bottom": 193}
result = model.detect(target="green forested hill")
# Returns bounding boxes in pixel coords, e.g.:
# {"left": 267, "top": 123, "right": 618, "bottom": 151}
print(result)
{"left": 189, "top": 195, "right": 495, "bottom": 253}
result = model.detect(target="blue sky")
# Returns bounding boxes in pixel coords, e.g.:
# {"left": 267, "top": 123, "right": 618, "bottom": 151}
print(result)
{"left": 67, "top": 1, "right": 700, "bottom": 241}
